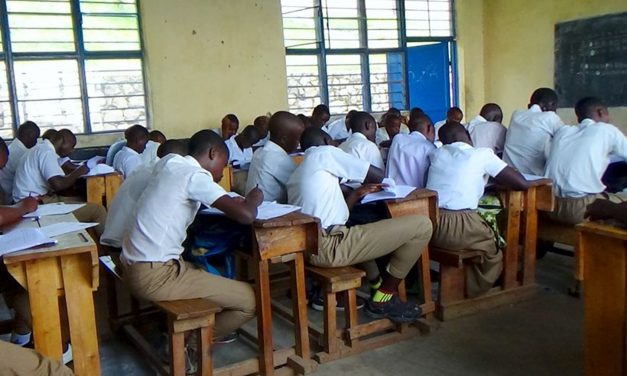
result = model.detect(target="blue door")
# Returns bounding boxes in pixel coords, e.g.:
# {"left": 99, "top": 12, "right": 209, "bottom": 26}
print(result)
{"left": 406, "top": 42, "right": 452, "bottom": 122}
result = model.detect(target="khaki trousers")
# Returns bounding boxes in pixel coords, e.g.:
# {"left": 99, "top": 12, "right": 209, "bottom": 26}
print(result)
{"left": 431, "top": 209, "right": 503, "bottom": 298}
{"left": 311, "top": 215, "right": 433, "bottom": 280}
{"left": 41, "top": 195, "right": 107, "bottom": 238}
{"left": 122, "top": 259, "right": 256, "bottom": 338}
{"left": 548, "top": 192, "right": 626, "bottom": 226}
{"left": 0, "top": 340, "right": 74, "bottom": 376}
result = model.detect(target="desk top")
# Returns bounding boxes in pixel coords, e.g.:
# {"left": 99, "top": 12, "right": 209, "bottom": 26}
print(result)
{"left": 384, "top": 188, "right": 437, "bottom": 204}
{"left": 3, "top": 213, "right": 97, "bottom": 265}
{"left": 253, "top": 211, "right": 319, "bottom": 229}
{"left": 576, "top": 221, "right": 627, "bottom": 241}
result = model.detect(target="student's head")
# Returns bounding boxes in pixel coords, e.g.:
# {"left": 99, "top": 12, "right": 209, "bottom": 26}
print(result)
{"left": 575, "top": 96, "right": 609, "bottom": 123}
{"left": 311, "top": 104, "right": 330, "bottom": 128}
{"left": 529, "top": 88, "right": 558, "bottom": 112}
{"left": 383, "top": 113, "right": 402, "bottom": 140}
{"left": 188, "top": 130, "right": 229, "bottom": 182}
{"left": 41, "top": 128, "right": 57, "bottom": 141}
{"left": 349, "top": 111, "right": 377, "bottom": 142}
{"left": 409, "top": 107, "right": 425, "bottom": 122}
{"left": 253, "top": 115, "right": 270, "bottom": 139}
{"left": 446, "top": 107, "right": 464, "bottom": 122}
{"left": 221, "top": 114, "right": 239, "bottom": 140}
{"left": 297, "top": 114, "right": 313, "bottom": 129}
{"left": 16, "top": 121, "right": 40, "bottom": 149}
{"left": 439, "top": 121, "right": 471, "bottom": 146}
{"left": 345, "top": 110, "right": 358, "bottom": 132}
{"left": 236, "top": 125, "right": 261, "bottom": 149}
{"left": 125, "top": 124, "right": 150, "bottom": 153}
{"left": 0, "top": 138, "right": 8, "bottom": 168}
{"left": 53, "top": 129, "right": 78, "bottom": 158}
{"left": 387, "top": 107, "right": 402, "bottom": 117}
{"left": 300, "top": 127, "right": 332, "bottom": 151}
{"left": 269, "top": 111, "right": 305, "bottom": 154}
{"left": 408, "top": 114, "right": 435, "bottom": 142}
{"left": 149, "top": 130, "right": 166, "bottom": 144}
{"left": 479, "top": 103, "right": 503, "bottom": 123}
{"left": 157, "top": 139, "right": 188, "bottom": 158}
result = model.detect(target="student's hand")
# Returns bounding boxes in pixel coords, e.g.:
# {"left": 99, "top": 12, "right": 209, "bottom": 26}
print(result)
{"left": 19, "top": 197, "right": 39, "bottom": 213}
{"left": 245, "top": 187, "right": 264, "bottom": 207}
{"left": 353, "top": 184, "right": 383, "bottom": 199}
{"left": 584, "top": 199, "right": 616, "bottom": 221}
{"left": 77, "top": 163, "right": 89, "bottom": 176}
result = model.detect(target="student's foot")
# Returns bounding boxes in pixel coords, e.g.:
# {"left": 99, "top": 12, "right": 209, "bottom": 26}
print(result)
{"left": 185, "top": 346, "right": 198, "bottom": 375}
{"left": 365, "top": 296, "right": 422, "bottom": 324}
{"left": 10, "top": 332, "right": 32, "bottom": 347}
{"left": 62, "top": 343, "right": 73, "bottom": 365}
{"left": 214, "top": 332, "right": 239, "bottom": 344}
{"left": 311, "top": 294, "right": 365, "bottom": 312}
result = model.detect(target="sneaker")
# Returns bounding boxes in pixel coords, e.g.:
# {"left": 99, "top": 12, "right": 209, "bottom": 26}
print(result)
{"left": 10, "top": 332, "right": 31, "bottom": 347}
{"left": 311, "top": 293, "right": 365, "bottom": 312}
{"left": 365, "top": 296, "right": 422, "bottom": 324}
{"left": 185, "top": 346, "right": 198, "bottom": 375}
{"left": 214, "top": 332, "right": 238, "bottom": 344}
{"left": 62, "top": 343, "right": 73, "bottom": 365}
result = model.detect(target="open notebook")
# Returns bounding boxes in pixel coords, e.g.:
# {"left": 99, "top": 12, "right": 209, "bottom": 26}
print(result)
{"left": 200, "top": 196, "right": 301, "bottom": 221}
{"left": 361, "top": 178, "right": 415, "bottom": 204}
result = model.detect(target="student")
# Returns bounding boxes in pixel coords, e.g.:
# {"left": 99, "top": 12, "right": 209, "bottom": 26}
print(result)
{"left": 140, "top": 130, "right": 167, "bottom": 164}
{"left": 0, "top": 121, "right": 40, "bottom": 204}
{"left": 113, "top": 124, "right": 149, "bottom": 177}
{"left": 252, "top": 115, "right": 270, "bottom": 147}
{"left": 0, "top": 340, "right": 74, "bottom": 376}
{"left": 426, "top": 122, "right": 528, "bottom": 297}
{"left": 311, "top": 104, "right": 331, "bottom": 129}
{"left": 376, "top": 112, "right": 403, "bottom": 147}
{"left": 13, "top": 129, "right": 107, "bottom": 236}
{"left": 297, "top": 114, "right": 313, "bottom": 129}
{"left": 105, "top": 127, "right": 132, "bottom": 166}
{"left": 503, "top": 88, "right": 564, "bottom": 175}
{"left": 245, "top": 111, "right": 304, "bottom": 203}
{"left": 120, "top": 129, "right": 262, "bottom": 340}
{"left": 339, "top": 111, "right": 384, "bottom": 169}
{"left": 544, "top": 97, "right": 627, "bottom": 225}
{"left": 468, "top": 103, "right": 507, "bottom": 155}
{"left": 408, "top": 107, "right": 425, "bottom": 123}
{"left": 225, "top": 125, "right": 260, "bottom": 164}
{"left": 101, "top": 140, "right": 188, "bottom": 248}
{"left": 323, "top": 110, "right": 355, "bottom": 141}
{"left": 220, "top": 114, "right": 240, "bottom": 140}
{"left": 434, "top": 107, "right": 463, "bottom": 142}
{"left": 287, "top": 127, "right": 433, "bottom": 323}
{"left": 386, "top": 114, "right": 436, "bottom": 187}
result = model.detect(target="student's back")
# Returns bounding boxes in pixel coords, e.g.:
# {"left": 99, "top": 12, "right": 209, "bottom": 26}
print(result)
{"left": 386, "top": 114, "right": 435, "bottom": 187}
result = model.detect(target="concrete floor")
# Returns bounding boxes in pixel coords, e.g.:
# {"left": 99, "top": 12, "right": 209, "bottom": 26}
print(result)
{"left": 92, "top": 250, "right": 582, "bottom": 376}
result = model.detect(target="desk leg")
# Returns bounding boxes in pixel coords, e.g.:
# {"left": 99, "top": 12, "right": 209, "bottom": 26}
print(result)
{"left": 290, "top": 253, "right": 310, "bottom": 362}
{"left": 522, "top": 188, "right": 538, "bottom": 285}
{"left": 61, "top": 254, "right": 101, "bottom": 376}
{"left": 503, "top": 191, "right": 522, "bottom": 289}
{"left": 419, "top": 247, "right": 434, "bottom": 317}
{"left": 26, "top": 258, "right": 63, "bottom": 360}
{"left": 256, "top": 259, "right": 274, "bottom": 376}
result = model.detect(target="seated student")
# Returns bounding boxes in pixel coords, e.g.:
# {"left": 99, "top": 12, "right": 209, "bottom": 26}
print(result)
{"left": 245, "top": 111, "right": 304, "bottom": 203}
{"left": 105, "top": 134, "right": 127, "bottom": 166}
{"left": 140, "top": 130, "right": 167, "bottom": 165}
{"left": 113, "top": 124, "right": 149, "bottom": 177}
{"left": 585, "top": 199, "right": 627, "bottom": 226}
{"left": 426, "top": 122, "right": 528, "bottom": 297}
{"left": 297, "top": 114, "right": 313, "bottom": 129}
{"left": 503, "top": 88, "right": 564, "bottom": 175}
{"left": 219, "top": 114, "right": 240, "bottom": 140}
{"left": 339, "top": 111, "right": 385, "bottom": 169}
{"left": 120, "top": 129, "right": 262, "bottom": 341}
{"left": 101, "top": 140, "right": 188, "bottom": 248}
{"left": 468, "top": 103, "right": 507, "bottom": 155}
{"left": 252, "top": 115, "right": 270, "bottom": 148}
{"left": 0, "top": 340, "right": 73, "bottom": 376}
{"left": 434, "top": 107, "right": 463, "bottom": 143}
{"left": 225, "top": 125, "right": 260, "bottom": 164}
{"left": 376, "top": 111, "right": 409, "bottom": 148}
{"left": 0, "top": 121, "right": 40, "bottom": 204}
{"left": 311, "top": 104, "right": 331, "bottom": 130}
{"left": 323, "top": 110, "right": 355, "bottom": 141}
{"left": 13, "top": 129, "right": 107, "bottom": 237}
{"left": 287, "top": 127, "right": 433, "bottom": 323}
{"left": 544, "top": 97, "right": 627, "bottom": 225}
{"left": 386, "top": 114, "right": 436, "bottom": 187}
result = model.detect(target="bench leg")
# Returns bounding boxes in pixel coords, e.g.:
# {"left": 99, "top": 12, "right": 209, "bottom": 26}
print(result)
{"left": 323, "top": 290, "right": 338, "bottom": 354}
{"left": 439, "top": 265, "right": 465, "bottom": 304}
{"left": 170, "top": 330, "right": 186, "bottom": 376}
{"left": 344, "top": 289, "right": 359, "bottom": 347}
{"left": 570, "top": 232, "right": 584, "bottom": 298}
{"left": 198, "top": 325, "right": 213, "bottom": 376}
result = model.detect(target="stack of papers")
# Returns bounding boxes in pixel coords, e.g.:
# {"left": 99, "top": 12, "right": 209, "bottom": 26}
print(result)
{"left": 23, "top": 203, "right": 85, "bottom": 218}
{"left": 39, "top": 222, "right": 98, "bottom": 238}
{"left": 0, "top": 228, "right": 56, "bottom": 257}
{"left": 201, "top": 201, "right": 301, "bottom": 220}
{"left": 83, "top": 163, "right": 115, "bottom": 177}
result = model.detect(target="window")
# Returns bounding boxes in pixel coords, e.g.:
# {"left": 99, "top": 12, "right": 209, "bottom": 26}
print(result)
{"left": 281, "top": 0, "right": 454, "bottom": 114}
{"left": 0, "top": 0, "right": 146, "bottom": 137}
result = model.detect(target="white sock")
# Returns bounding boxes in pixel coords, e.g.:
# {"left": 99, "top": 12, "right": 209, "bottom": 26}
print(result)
{"left": 10, "top": 332, "right": 31, "bottom": 346}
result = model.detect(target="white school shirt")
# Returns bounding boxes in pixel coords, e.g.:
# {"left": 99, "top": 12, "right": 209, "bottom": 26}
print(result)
{"left": 503, "top": 104, "right": 564, "bottom": 175}
{"left": 323, "top": 118, "right": 351, "bottom": 140}
{"left": 375, "top": 124, "right": 410, "bottom": 145}
{"left": 386, "top": 131, "right": 435, "bottom": 188}
{"left": 253, "top": 134, "right": 269, "bottom": 148}
{"left": 469, "top": 120, "right": 507, "bottom": 154}
{"left": 106, "top": 139, "right": 126, "bottom": 166}
{"left": 339, "top": 132, "right": 384, "bottom": 170}
{"left": 465, "top": 115, "right": 486, "bottom": 133}
{"left": 225, "top": 135, "right": 253, "bottom": 163}
{"left": 113, "top": 146, "right": 142, "bottom": 177}
{"left": 101, "top": 161, "right": 157, "bottom": 248}
{"left": 545, "top": 119, "right": 627, "bottom": 198}
{"left": 140, "top": 140, "right": 160, "bottom": 165}
{"left": 245, "top": 141, "right": 296, "bottom": 203}
{"left": 287, "top": 146, "right": 370, "bottom": 229}
{"left": 426, "top": 142, "right": 508, "bottom": 210}
{"left": 12, "top": 139, "right": 65, "bottom": 201}
{"left": 122, "top": 155, "right": 228, "bottom": 264}
{"left": 0, "top": 138, "right": 28, "bottom": 203}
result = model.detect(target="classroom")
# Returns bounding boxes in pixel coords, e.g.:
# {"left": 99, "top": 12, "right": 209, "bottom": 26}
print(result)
{"left": 0, "top": 0, "right": 626, "bottom": 375}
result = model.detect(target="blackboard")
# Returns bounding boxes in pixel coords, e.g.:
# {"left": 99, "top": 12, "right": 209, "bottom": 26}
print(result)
{"left": 554, "top": 12, "right": 627, "bottom": 107}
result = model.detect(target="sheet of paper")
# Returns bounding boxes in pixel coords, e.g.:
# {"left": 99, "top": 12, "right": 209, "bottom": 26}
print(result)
{"left": 381, "top": 177, "right": 397, "bottom": 194}
{"left": 23, "top": 203, "right": 86, "bottom": 218}
{"left": 201, "top": 201, "right": 301, "bottom": 220}
{"left": 86, "top": 155, "right": 105, "bottom": 169}
{"left": 0, "top": 228, "right": 57, "bottom": 257}
{"left": 361, "top": 184, "right": 415, "bottom": 204}
{"left": 39, "top": 222, "right": 98, "bottom": 238}
{"left": 83, "top": 163, "right": 115, "bottom": 177}
{"left": 522, "top": 173, "right": 545, "bottom": 181}
{"left": 99, "top": 255, "right": 121, "bottom": 279}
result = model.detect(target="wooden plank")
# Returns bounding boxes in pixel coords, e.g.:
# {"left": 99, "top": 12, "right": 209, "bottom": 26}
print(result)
{"left": 156, "top": 299, "right": 221, "bottom": 321}
{"left": 218, "top": 166, "right": 232, "bottom": 191}
{"left": 86, "top": 175, "right": 106, "bottom": 207}
{"left": 214, "top": 348, "right": 295, "bottom": 376}
{"left": 289, "top": 252, "right": 311, "bottom": 362}
{"left": 522, "top": 187, "right": 538, "bottom": 285}
{"left": 255, "top": 259, "right": 275, "bottom": 376}
{"left": 322, "top": 291, "right": 338, "bottom": 354}
{"left": 577, "top": 222, "right": 627, "bottom": 240}
{"left": 170, "top": 330, "right": 186, "bottom": 376}
{"left": 199, "top": 325, "right": 213, "bottom": 376}
{"left": 503, "top": 190, "right": 523, "bottom": 289}
{"left": 254, "top": 226, "right": 307, "bottom": 261}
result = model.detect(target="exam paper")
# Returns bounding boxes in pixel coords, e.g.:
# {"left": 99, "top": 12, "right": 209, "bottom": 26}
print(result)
{"left": 86, "top": 156, "right": 105, "bottom": 169}
{"left": 361, "top": 184, "right": 415, "bottom": 204}
{"left": 201, "top": 201, "right": 301, "bottom": 220}
{"left": 23, "top": 203, "right": 86, "bottom": 218}
{"left": 39, "top": 222, "right": 98, "bottom": 238}
{"left": 0, "top": 228, "right": 56, "bottom": 256}
{"left": 83, "top": 163, "right": 115, "bottom": 177}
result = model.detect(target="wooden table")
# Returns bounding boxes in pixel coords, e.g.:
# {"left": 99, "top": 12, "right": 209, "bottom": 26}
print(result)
{"left": 577, "top": 221, "right": 627, "bottom": 376}
{"left": 3, "top": 214, "right": 101, "bottom": 376}
{"left": 85, "top": 172, "right": 123, "bottom": 209}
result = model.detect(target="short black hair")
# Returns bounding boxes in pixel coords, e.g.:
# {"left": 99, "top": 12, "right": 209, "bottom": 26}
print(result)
{"left": 387, "top": 107, "right": 401, "bottom": 116}
{"left": 270, "top": 111, "right": 299, "bottom": 135}
{"left": 439, "top": 121, "right": 469, "bottom": 145}
{"left": 530, "top": 88, "right": 558, "bottom": 107}
{"left": 225, "top": 114, "right": 239, "bottom": 125}
{"left": 407, "top": 113, "right": 433, "bottom": 133}
{"left": 300, "top": 127, "right": 331, "bottom": 151}
{"left": 349, "top": 111, "right": 375, "bottom": 133}
{"left": 149, "top": 130, "right": 166, "bottom": 143}
{"left": 16, "top": 121, "right": 40, "bottom": 140}
{"left": 312, "top": 104, "right": 330, "bottom": 117}
{"left": 188, "top": 129, "right": 228, "bottom": 158}
{"left": 479, "top": 103, "right": 503, "bottom": 123}
{"left": 240, "top": 125, "right": 261, "bottom": 142}
{"left": 157, "top": 139, "right": 187, "bottom": 158}
{"left": 575, "top": 96, "right": 606, "bottom": 121}
{"left": 126, "top": 124, "right": 149, "bottom": 143}
{"left": 447, "top": 107, "right": 463, "bottom": 117}
{"left": 57, "top": 128, "right": 77, "bottom": 147}
{"left": 41, "top": 128, "right": 58, "bottom": 140}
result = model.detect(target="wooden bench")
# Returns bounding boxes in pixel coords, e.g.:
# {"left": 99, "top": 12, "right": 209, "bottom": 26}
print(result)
{"left": 430, "top": 247, "right": 484, "bottom": 314}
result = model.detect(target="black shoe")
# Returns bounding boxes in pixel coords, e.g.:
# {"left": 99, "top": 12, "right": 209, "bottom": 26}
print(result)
{"left": 311, "top": 294, "right": 365, "bottom": 312}
{"left": 365, "top": 296, "right": 422, "bottom": 324}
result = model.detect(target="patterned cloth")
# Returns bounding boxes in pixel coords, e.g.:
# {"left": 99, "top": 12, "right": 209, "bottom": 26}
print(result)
{"left": 478, "top": 194, "right": 506, "bottom": 249}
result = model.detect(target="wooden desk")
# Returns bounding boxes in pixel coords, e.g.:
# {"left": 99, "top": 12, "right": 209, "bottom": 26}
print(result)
{"left": 218, "top": 165, "right": 233, "bottom": 191}
{"left": 85, "top": 172, "right": 123, "bottom": 209}
{"left": 577, "top": 222, "right": 627, "bottom": 376}
{"left": 3, "top": 214, "right": 101, "bottom": 376}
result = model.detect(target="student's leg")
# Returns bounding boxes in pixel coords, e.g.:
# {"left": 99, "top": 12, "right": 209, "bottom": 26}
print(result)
{"left": 548, "top": 196, "right": 596, "bottom": 226}
{"left": 123, "top": 260, "right": 256, "bottom": 338}
{"left": 0, "top": 340, "right": 74, "bottom": 376}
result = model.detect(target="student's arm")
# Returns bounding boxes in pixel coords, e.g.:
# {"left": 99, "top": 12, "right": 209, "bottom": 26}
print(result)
{"left": 379, "top": 140, "right": 392, "bottom": 148}
{"left": 61, "top": 160, "right": 81, "bottom": 175}
{"left": 48, "top": 164, "right": 89, "bottom": 193}
{"left": 363, "top": 165, "right": 384, "bottom": 184}
{"left": 212, "top": 188, "right": 263, "bottom": 225}
{"left": 0, "top": 197, "right": 38, "bottom": 226}
{"left": 585, "top": 200, "right": 627, "bottom": 225}
{"left": 345, "top": 184, "right": 383, "bottom": 211}
{"left": 493, "top": 166, "right": 529, "bottom": 191}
